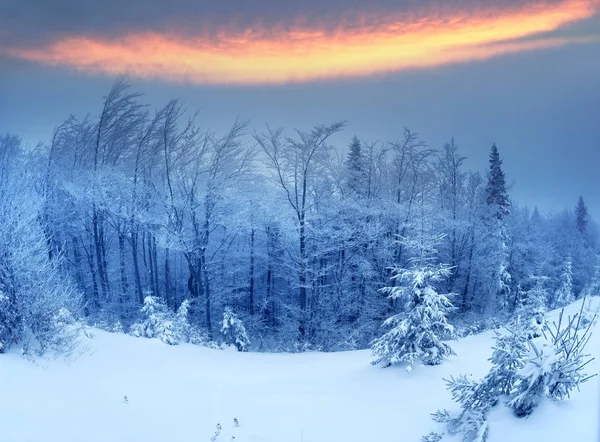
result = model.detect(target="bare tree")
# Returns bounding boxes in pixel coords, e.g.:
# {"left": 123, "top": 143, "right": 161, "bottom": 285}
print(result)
{"left": 255, "top": 122, "right": 345, "bottom": 338}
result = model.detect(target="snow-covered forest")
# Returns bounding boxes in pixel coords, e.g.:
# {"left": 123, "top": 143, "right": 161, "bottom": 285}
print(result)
{"left": 0, "top": 77, "right": 598, "bottom": 356}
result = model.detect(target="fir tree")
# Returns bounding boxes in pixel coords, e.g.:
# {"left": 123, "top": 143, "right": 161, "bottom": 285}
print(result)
{"left": 130, "top": 296, "right": 179, "bottom": 345}
{"left": 553, "top": 259, "right": 574, "bottom": 307}
{"left": 434, "top": 319, "right": 529, "bottom": 442}
{"left": 509, "top": 304, "right": 596, "bottom": 417}
{"left": 345, "top": 135, "right": 366, "bottom": 196}
{"left": 221, "top": 307, "right": 250, "bottom": 352}
{"left": 485, "top": 144, "right": 510, "bottom": 221}
{"left": 575, "top": 196, "right": 589, "bottom": 237}
{"left": 371, "top": 234, "right": 455, "bottom": 369}
{"left": 516, "top": 276, "right": 548, "bottom": 338}
{"left": 483, "top": 144, "right": 511, "bottom": 311}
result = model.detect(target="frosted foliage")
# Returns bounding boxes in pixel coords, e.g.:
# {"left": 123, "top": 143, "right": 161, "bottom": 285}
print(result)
{"left": 554, "top": 260, "right": 574, "bottom": 308}
{"left": 435, "top": 320, "right": 529, "bottom": 442}
{"left": 516, "top": 277, "right": 548, "bottom": 338}
{"left": 221, "top": 308, "right": 250, "bottom": 352}
{"left": 175, "top": 300, "right": 207, "bottom": 345}
{"left": 510, "top": 304, "right": 596, "bottom": 417}
{"left": 371, "top": 265, "right": 455, "bottom": 368}
{"left": 130, "top": 297, "right": 179, "bottom": 345}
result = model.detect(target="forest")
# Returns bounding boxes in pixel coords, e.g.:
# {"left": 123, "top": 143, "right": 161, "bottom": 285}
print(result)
{"left": 0, "top": 77, "right": 598, "bottom": 355}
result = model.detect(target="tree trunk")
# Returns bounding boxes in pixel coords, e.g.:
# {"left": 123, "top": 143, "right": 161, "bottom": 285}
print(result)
{"left": 118, "top": 231, "right": 129, "bottom": 308}
{"left": 131, "top": 230, "right": 144, "bottom": 304}
{"left": 249, "top": 227, "right": 255, "bottom": 315}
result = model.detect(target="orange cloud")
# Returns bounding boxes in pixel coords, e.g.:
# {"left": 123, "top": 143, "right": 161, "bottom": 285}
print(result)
{"left": 4, "top": 0, "right": 599, "bottom": 84}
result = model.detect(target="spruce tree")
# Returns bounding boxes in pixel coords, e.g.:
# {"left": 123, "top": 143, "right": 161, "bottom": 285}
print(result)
{"left": 575, "top": 196, "right": 589, "bottom": 236}
{"left": 485, "top": 144, "right": 510, "bottom": 220}
{"left": 484, "top": 144, "right": 511, "bottom": 311}
{"left": 553, "top": 259, "right": 574, "bottom": 307}
{"left": 345, "top": 135, "right": 366, "bottom": 196}
{"left": 371, "top": 234, "right": 455, "bottom": 369}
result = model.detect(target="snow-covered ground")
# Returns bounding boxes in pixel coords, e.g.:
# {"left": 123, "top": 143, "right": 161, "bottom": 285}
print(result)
{"left": 1, "top": 300, "right": 599, "bottom": 442}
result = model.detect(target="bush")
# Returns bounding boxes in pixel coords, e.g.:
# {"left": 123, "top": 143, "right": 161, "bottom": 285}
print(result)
{"left": 221, "top": 307, "right": 250, "bottom": 352}
{"left": 509, "top": 303, "right": 596, "bottom": 416}
{"left": 432, "top": 301, "right": 596, "bottom": 441}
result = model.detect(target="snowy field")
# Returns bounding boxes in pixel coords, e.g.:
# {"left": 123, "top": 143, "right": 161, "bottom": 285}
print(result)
{"left": 2, "top": 300, "right": 599, "bottom": 442}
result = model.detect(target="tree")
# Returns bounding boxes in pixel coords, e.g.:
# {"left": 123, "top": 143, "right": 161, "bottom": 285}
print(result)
{"left": 0, "top": 134, "right": 82, "bottom": 355}
{"left": 483, "top": 144, "right": 511, "bottom": 312}
{"left": 515, "top": 276, "right": 548, "bottom": 338}
{"left": 485, "top": 144, "right": 509, "bottom": 221}
{"left": 345, "top": 135, "right": 366, "bottom": 195}
{"left": 553, "top": 259, "right": 574, "bottom": 307}
{"left": 221, "top": 307, "right": 250, "bottom": 351}
{"left": 575, "top": 196, "right": 589, "bottom": 237}
{"left": 371, "top": 230, "right": 455, "bottom": 369}
{"left": 255, "top": 122, "right": 345, "bottom": 339}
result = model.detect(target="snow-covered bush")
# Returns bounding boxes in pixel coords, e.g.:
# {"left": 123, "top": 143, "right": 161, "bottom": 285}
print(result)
{"left": 371, "top": 264, "right": 455, "bottom": 369}
{"left": 515, "top": 276, "right": 548, "bottom": 338}
{"left": 130, "top": 296, "right": 179, "bottom": 345}
{"left": 553, "top": 259, "right": 574, "bottom": 308}
{"left": 433, "top": 303, "right": 596, "bottom": 441}
{"left": 175, "top": 299, "right": 207, "bottom": 345}
{"left": 509, "top": 304, "right": 596, "bottom": 417}
{"left": 221, "top": 307, "right": 250, "bottom": 352}
{"left": 433, "top": 319, "right": 529, "bottom": 442}
{"left": 130, "top": 297, "right": 210, "bottom": 346}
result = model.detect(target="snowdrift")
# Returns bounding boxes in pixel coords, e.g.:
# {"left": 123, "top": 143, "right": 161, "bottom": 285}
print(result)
{"left": 1, "top": 300, "right": 599, "bottom": 442}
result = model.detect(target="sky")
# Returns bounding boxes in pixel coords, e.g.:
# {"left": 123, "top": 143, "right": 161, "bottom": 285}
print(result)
{"left": 0, "top": 0, "right": 599, "bottom": 217}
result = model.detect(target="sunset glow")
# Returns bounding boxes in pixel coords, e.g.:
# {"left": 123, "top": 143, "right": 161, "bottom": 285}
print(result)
{"left": 4, "top": 0, "right": 599, "bottom": 84}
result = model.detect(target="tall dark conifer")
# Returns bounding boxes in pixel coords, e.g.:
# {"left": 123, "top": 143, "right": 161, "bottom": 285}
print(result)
{"left": 485, "top": 144, "right": 510, "bottom": 220}
{"left": 345, "top": 136, "right": 366, "bottom": 195}
{"left": 575, "top": 196, "right": 589, "bottom": 236}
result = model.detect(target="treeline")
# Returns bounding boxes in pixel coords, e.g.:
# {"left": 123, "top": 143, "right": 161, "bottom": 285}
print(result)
{"left": 1, "top": 77, "right": 598, "bottom": 352}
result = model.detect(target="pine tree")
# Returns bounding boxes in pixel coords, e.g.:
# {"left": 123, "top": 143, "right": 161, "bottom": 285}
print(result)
{"left": 516, "top": 276, "right": 548, "bottom": 338}
{"left": 130, "top": 296, "right": 179, "bottom": 345}
{"left": 575, "top": 196, "right": 589, "bottom": 237}
{"left": 345, "top": 136, "right": 366, "bottom": 196}
{"left": 509, "top": 304, "right": 596, "bottom": 417}
{"left": 483, "top": 144, "right": 511, "bottom": 311}
{"left": 371, "top": 234, "right": 455, "bottom": 369}
{"left": 435, "top": 319, "right": 529, "bottom": 442}
{"left": 553, "top": 259, "right": 574, "bottom": 307}
{"left": 221, "top": 307, "right": 250, "bottom": 351}
{"left": 485, "top": 144, "right": 510, "bottom": 221}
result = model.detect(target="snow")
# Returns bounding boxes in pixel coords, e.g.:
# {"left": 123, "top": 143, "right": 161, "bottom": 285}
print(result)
{"left": 1, "top": 300, "right": 599, "bottom": 442}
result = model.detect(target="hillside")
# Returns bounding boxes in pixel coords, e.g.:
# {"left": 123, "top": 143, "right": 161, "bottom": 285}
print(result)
{"left": 1, "top": 300, "right": 598, "bottom": 442}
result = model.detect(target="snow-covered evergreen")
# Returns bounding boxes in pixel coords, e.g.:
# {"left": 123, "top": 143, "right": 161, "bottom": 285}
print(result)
{"left": 221, "top": 308, "right": 250, "bottom": 352}
{"left": 554, "top": 259, "right": 574, "bottom": 307}
{"left": 371, "top": 232, "right": 455, "bottom": 369}
{"left": 515, "top": 276, "right": 548, "bottom": 338}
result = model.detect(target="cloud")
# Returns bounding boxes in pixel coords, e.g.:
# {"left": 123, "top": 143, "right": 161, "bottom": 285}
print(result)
{"left": 2, "top": 0, "right": 599, "bottom": 84}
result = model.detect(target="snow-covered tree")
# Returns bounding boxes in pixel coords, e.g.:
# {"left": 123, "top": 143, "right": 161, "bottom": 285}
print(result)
{"left": 515, "top": 276, "right": 548, "bottom": 338}
{"left": 345, "top": 135, "right": 367, "bottom": 196}
{"left": 221, "top": 307, "right": 250, "bottom": 352}
{"left": 130, "top": 296, "right": 179, "bottom": 345}
{"left": 553, "top": 259, "right": 574, "bottom": 307}
{"left": 434, "top": 318, "right": 529, "bottom": 442}
{"left": 509, "top": 304, "right": 596, "bottom": 417}
{"left": 575, "top": 196, "right": 589, "bottom": 237}
{"left": 0, "top": 134, "right": 82, "bottom": 356}
{"left": 371, "top": 231, "right": 455, "bottom": 369}
{"left": 482, "top": 144, "right": 512, "bottom": 312}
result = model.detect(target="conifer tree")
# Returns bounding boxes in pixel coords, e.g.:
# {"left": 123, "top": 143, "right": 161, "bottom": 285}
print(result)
{"left": 345, "top": 135, "right": 366, "bottom": 196}
{"left": 575, "top": 196, "right": 589, "bottom": 237}
{"left": 371, "top": 233, "right": 455, "bottom": 369}
{"left": 554, "top": 259, "right": 574, "bottom": 307}
{"left": 485, "top": 144, "right": 510, "bottom": 221}
{"left": 483, "top": 144, "right": 511, "bottom": 311}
